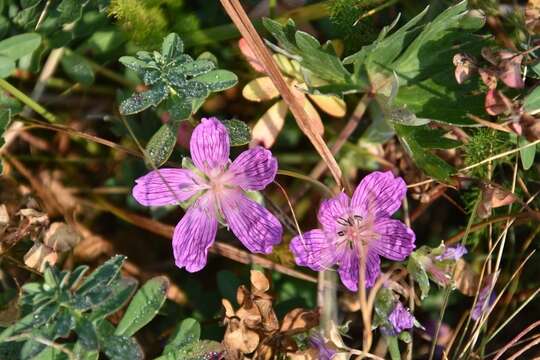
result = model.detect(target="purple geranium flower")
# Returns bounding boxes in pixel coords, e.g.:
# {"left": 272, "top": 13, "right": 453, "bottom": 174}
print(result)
{"left": 387, "top": 302, "right": 415, "bottom": 335}
{"left": 436, "top": 244, "right": 467, "bottom": 261}
{"left": 309, "top": 333, "right": 336, "bottom": 360}
{"left": 132, "top": 117, "right": 283, "bottom": 272}
{"left": 290, "top": 171, "right": 415, "bottom": 291}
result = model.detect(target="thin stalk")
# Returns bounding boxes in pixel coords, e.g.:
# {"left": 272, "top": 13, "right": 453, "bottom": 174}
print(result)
{"left": 428, "top": 195, "right": 482, "bottom": 360}
{"left": 0, "top": 79, "right": 58, "bottom": 123}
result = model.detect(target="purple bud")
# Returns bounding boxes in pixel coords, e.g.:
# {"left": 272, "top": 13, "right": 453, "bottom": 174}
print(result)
{"left": 436, "top": 244, "right": 467, "bottom": 261}
{"left": 387, "top": 302, "right": 415, "bottom": 335}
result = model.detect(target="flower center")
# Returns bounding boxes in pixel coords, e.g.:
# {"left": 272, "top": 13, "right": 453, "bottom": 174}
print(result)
{"left": 335, "top": 214, "right": 376, "bottom": 249}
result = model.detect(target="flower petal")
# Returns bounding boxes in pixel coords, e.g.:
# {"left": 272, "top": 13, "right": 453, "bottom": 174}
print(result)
{"left": 337, "top": 249, "right": 380, "bottom": 291}
{"left": 317, "top": 192, "right": 350, "bottom": 234}
{"left": 221, "top": 190, "right": 282, "bottom": 253}
{"left": 351, "top": 171, "right": 406, "bottom": 218}
{"left": 172, "top": 195, "right": 217, "bottom": 272}
{"left": 290, "top": 229, "right": 337, "bottom": 271}
{"left": 225, "top": 146, "right": 277, "bottom": 191}
{"left": 190, "top": 117, "right": 230, "bottom": 174}
{"left": 132, "top": 168, "right": 204, "bottom": 206}
{"left": 372, "top": 218, "right": 415, "bottom": 261}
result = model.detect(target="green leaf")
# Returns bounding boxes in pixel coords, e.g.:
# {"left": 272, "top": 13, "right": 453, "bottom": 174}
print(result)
{"left": 119, "top": 56, "right": 147, "bottom": 76}
{"left": 115, "top": 276, "right": 169, "bottom": 337}
{"left": 0, "top": 33, "right": 41, "bottom": 60}
{"left": 175, "top": 60, "right": 215, "bottom": 77}
{"left": 408, "top": 127, "right": 461, "bottom": 149}
{"left": 144, "top": 121, "right": 180, "bottom": 168}
{"left": 162, "top": 33, "right": 184, "bottom": 61}
{"left": 65, "top": 265, "right": 89, "bottom": 290}
{"left": 524, "top": 86, "right": 540, "bottom": 115}
{"left": 60, "top": 51, "right": 94, "bottom": 86}
{"left": 1, "top": 302, "right": 59, "bottom": 338}
{"left": 395, "top": 124, "right": 454, "bottom": 180}
{"left": 75, "top": 317, "right": 98, "bottom": 351}
{"left": 222, "top": 119, "right": 251, "bottom": 146}
{"left": 0, "top": 55, "right": 14, "bottom": 78}
{"left": 519, "top": 137, "right": 536, "bottom": 171}
{"left": 76, "top": 255, "right": 125, "bottom": 295}
{"left": 386, "top": 336, "right": 401, "bottom": 360}
{"left": 102, "top": 335, "right": 143, "bottom": 360}
{"left": 33, "top": 346, "right": 65, "bottom": 360}
{"left": 155, "top": 340, "right": 223, "bottom": 360}
{"left": 164, "top": 94, "right": 192, "bottom": 121}
{"left": 90, "top": 277, "right": 138, "bottom": 321}
{"left": 193, "top": 69, "right": 238, "bottom": 92}
{"left": 407, "top": 252, "right": 430, "bottom": 300}
{"left": 119, "top": 83, "right": 168, "bottom": 115}
{"left": 163, "top": 318, "right": 201, "bottom": 355}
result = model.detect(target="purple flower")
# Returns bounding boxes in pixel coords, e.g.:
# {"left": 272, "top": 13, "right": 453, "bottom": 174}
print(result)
{"left": 436, "top": 244, "right": 467, "bottom": 261}
{"left": 132, "top": 117, "right": 283, "bottom": 271}
{"left": 387, "top": 302, "right": 415, "bottom": 335}
{"left": 290, "top": 171, "right": 415, "bottom": 291}
{"left": 309, "top": 333, "right": 336, "bottom": 360}
{"left": 472, "top": 272, "right": 498, "bottom": 320}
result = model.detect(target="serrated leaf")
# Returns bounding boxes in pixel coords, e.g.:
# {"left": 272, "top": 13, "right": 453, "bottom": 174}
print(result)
{"left": 144, "top": 121, "right": 180, "bottom": 167}
{"left": 119, "top": 83, "right": 168, "bottom": 115}
{"left": 60, "top": 51, "right": 94, "bottom": 86}
{"left": 222, "top": 119, "right": 251, "bottom": 146}
{"left": 115, "top": 276, "right": 169, "bottom": 337}
{"left": 407, "top": 253, "right": 430, "bottom": 300}
{"left": 0, "top": 33, "right": 41, "bottom": 60}
{"left": 395, "top": 124, "right": 454, "bottom": 181}
{"left": 90, "top": 277, "right": 138, "bottom": 321}
{"left": 524, "top": 86, "right": 540, "bottom": 115}
{"left": 75, "top": 318, "right": 98, "bottom": 351}
{"left": 162, "top": 33, "right": 184, "bottom": 61}
{"left": 193, "top": 69, "right": 238, "bottom": 92}
{"left": 519, "top": 137, "right": 536, "bottom": 170}
{"left": 155, "top": 340, "right": 223, "bottom": 360}
{"left": 163, "top": 318, "right": 201, "bottom": 354}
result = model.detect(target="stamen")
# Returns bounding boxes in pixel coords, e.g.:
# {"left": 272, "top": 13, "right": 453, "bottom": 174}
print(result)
{"left": 337, "top": 230, "right": 345, "bottom": 237}
{"left": 337, "top": 217, "right": 351, "bottom": 226}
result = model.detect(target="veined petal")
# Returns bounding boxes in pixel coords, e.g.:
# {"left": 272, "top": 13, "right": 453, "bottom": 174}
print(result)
{"left": 338, "top": 248, "right": 380, "bottom": 291}
{"left": 224, "top": 146, "right": 277, "bottom": 191}
{"left": 190, "top": 117, "right": 230, "bottom": 174}
{"left": 372, "top": 218, "right": 415, "bottom": 261}
{"left": 132, "top": 168, "right": 204, "bottom": 206}
{"left": 221, "top": 190, "right": 282, "bottom": 253}
{"left": 290, "top": 229, "right": 337, "bottom": 271}
{"left": 351, "top": 171, "right": 406, "bottom": 218}
{"left": 317, "top": 192, "right": 350, "bottom": 234}
{"left": 172, "top": 195, "right": 218, "bottom": 272}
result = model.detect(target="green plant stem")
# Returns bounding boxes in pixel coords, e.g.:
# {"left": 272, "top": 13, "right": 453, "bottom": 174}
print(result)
{"left": 387, "top": 336, "right": 401, "bottom": 360}
{"left": 0, "top": 79, "right": 58, "bottom": 123}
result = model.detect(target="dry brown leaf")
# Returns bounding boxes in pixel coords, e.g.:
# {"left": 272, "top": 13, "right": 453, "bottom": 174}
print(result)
{"left": 0, "top": 295, "right": 20, "bottom": 327}
{"left": 224, "top": 317, "right": 260, "bottom": 354}
{"left": 479, "top": 68, "right": 498, "bottom": 89}
{"left": 280, "top": 308, "right": 319, "bottom": 334}
{"left": 251, "top": 270, "right": 270, "bottom": 292}
{"left": 307, "top": 94, "right": 346, "bottom": 118}
{"left": 250, "top": 100, "right": 288, "bottom": 148}
{"left": 0, "top": 204, "right": 8, "bottom": 236}
{"left": 525, "top": 0, "right": 540, "bottom": 34}
{"left": 477, "top": 185, "right": 517, "bottom": 219}
{"left": 499, "top": 52, "right": 524, "bottom": 89}
{"left": 485, "top": 89, "right": 511, "bottom": 116}
{"left": 453, "top": 259, "right": 479, "bottom": 296}
{"left": 23, "top": 243, "right": 58, "bottom": 272}
{"left": 242, "top": 77, "right": 280, "bottom": 102}
{"left": 453, "top": 53, "right": 477, "bottom": 84}
{"left": 301, "top": 93, "right": 324, "bottom": 136}
{"left": 43, "top": 222, "right": 81, "bottom": 252}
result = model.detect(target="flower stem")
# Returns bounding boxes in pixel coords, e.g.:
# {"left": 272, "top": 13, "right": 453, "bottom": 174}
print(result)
{"left": 387, "top": 336, "right": 401, "bottom": 360}
{"left": 0, "top": 79, "right": 58, "bottom": 123}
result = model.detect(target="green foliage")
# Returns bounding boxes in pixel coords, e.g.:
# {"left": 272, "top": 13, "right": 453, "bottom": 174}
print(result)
{"left": 222, "top": 119, "right": 251, "bottom": 147}
{"left": 519, "top": 137, "right": 536, "bottom": 171}
{"left": 115, "top": 276, "right": 169, "bottom": 337}
{"left": 155, "top": 318, "right": 223, "bottom": 360}
{"left": 464, "top": 128, "right": 508, "bottom": 177}
{"left": 60, "top": 51, "right": 95, "bottom": 86}
{"left": 119, "top": 33, "right": 238, "bottom": 167}
{"left": 329, "top": 0, "right": 380, "bottom": 53}
{"left": 524, "top": 86, "right": 540, "bottom": 115}
{"left": 0, "top": 256, "right": 169, "bottom": 360}
{"left": 0, "top": 33, "right": 41, "bottom": 78}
